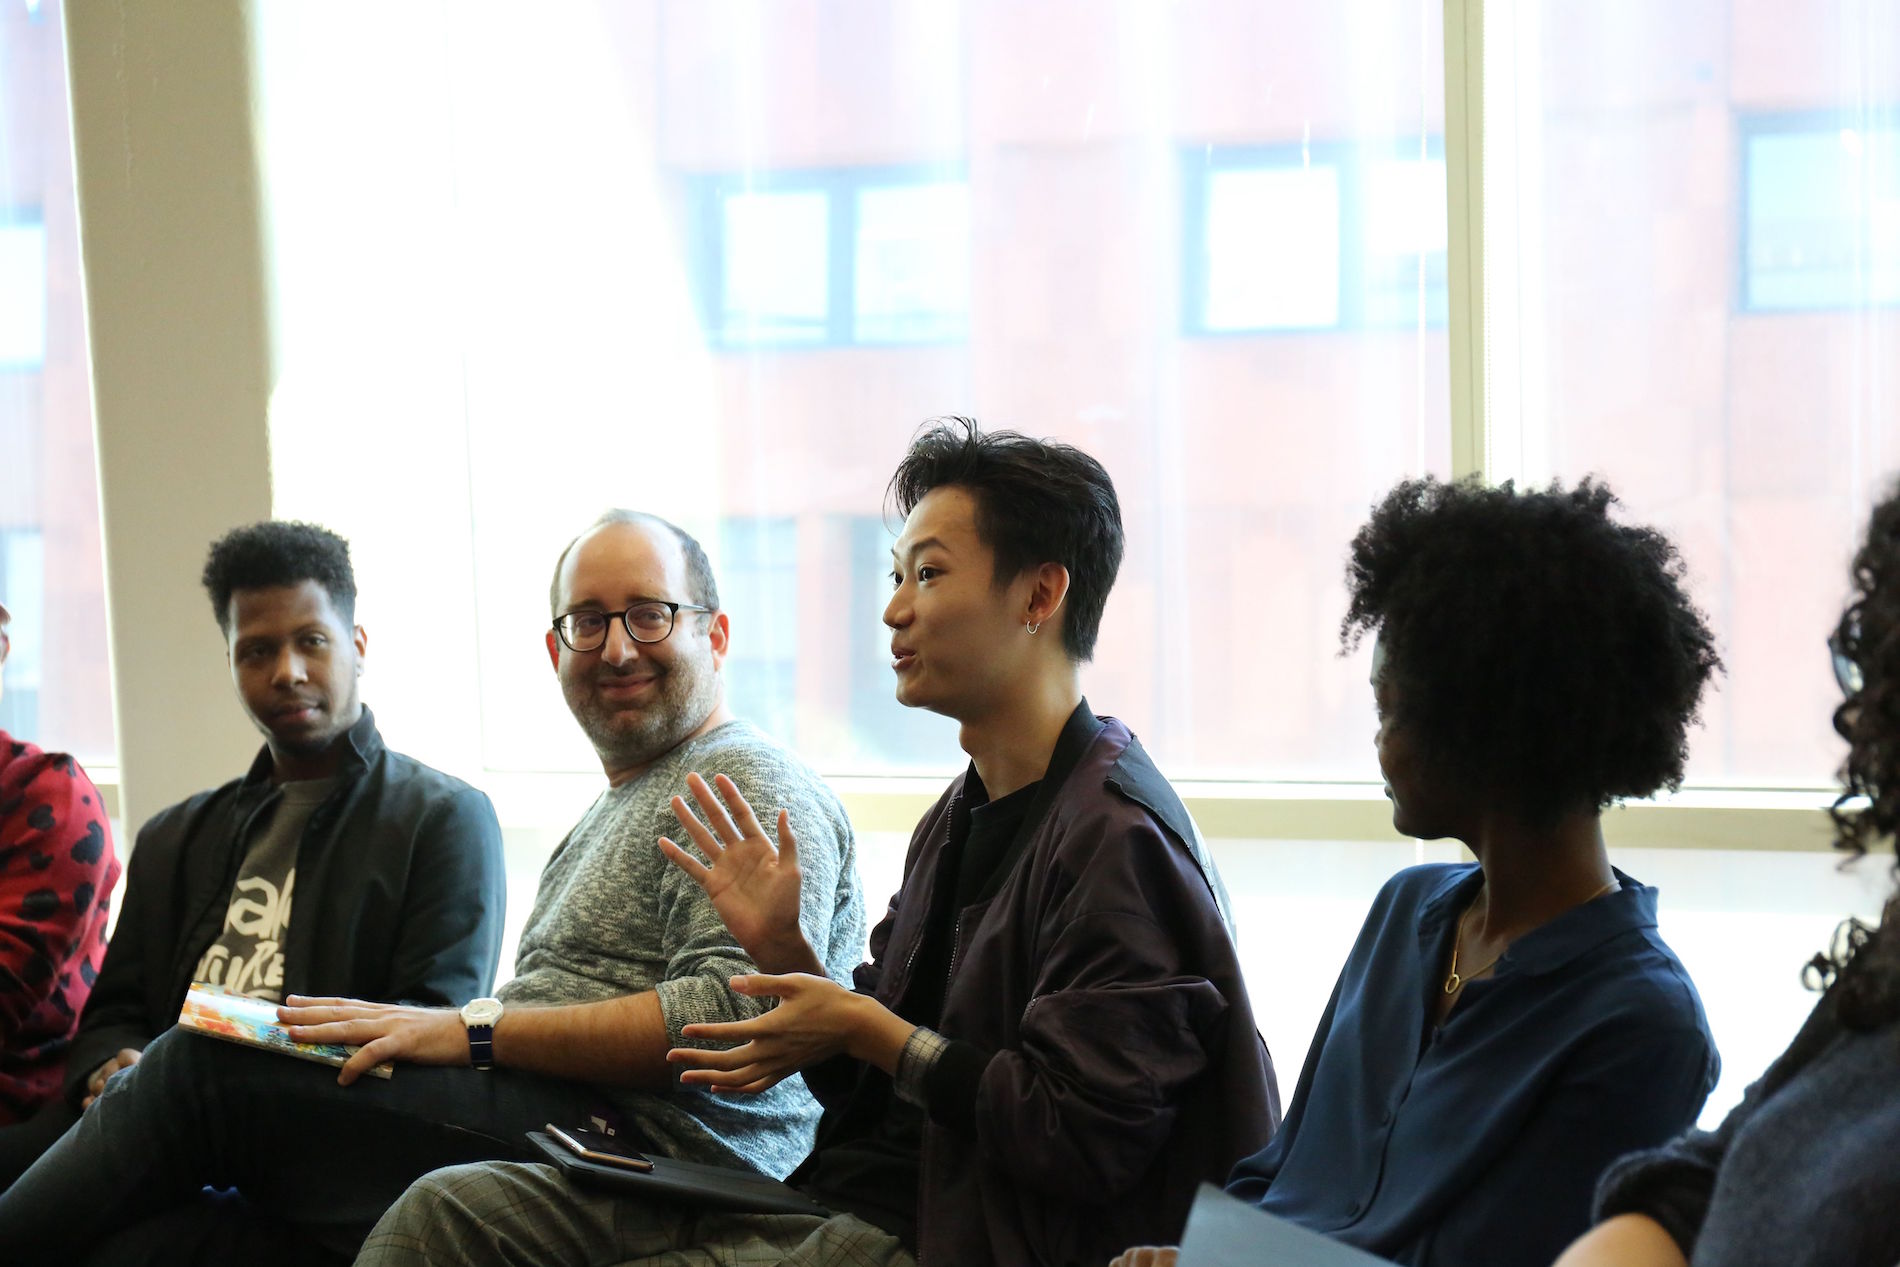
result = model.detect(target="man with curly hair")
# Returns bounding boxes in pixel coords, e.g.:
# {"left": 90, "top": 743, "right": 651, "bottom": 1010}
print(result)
{"left": 1554, "top": 482, "right": 1900, "bottom": 1267}
{"left": 1116, "top": 475, "right": 1721, "bottom": 1267}
{"left": 0, "top": 523, "right": 508, "bottom": 1203}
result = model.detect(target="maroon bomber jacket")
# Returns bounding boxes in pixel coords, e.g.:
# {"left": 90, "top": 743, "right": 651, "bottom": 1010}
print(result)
{"left": 805, "top": 709, "right": 1282, "bottom": 1267}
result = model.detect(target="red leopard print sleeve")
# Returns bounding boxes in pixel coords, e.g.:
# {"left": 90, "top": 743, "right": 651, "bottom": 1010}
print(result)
{"left": 0, "top": 732, "right": 120, "bottom": 1123}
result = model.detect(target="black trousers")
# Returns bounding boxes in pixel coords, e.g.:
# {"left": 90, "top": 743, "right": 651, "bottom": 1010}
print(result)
{"left": 0, "top": 1096, "right": 80, "bottom": 1189}
{"left": 0, "top": 1026, "right": 613, "bottom": 1266}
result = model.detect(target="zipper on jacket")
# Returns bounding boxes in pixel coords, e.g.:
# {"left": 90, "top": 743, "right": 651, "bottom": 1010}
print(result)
{"left": 906, "top": 786, "right": 960, "bottom": 1267}
{"left": 939, "top": 912, "right": 969, "bottom": 1029}
{"left": 899, "top": 788, "right": 960, "bottom": 993}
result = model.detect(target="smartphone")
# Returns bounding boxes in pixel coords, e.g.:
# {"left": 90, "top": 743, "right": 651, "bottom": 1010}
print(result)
{"left": 545, "top": 1123, "right": 655, "bottom": 1173}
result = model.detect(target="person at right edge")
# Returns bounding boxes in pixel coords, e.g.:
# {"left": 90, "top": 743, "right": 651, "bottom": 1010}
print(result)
{"left": 1553, "top": 479, "right": 1900, "bottom": 1267}
{"left": 1113, "top": 475, "right": 1723, "bottom": 1267}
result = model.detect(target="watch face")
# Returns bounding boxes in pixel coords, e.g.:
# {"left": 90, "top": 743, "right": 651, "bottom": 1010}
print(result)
{"left": 461, "top": 997, "right": 503, "bottom": 1026}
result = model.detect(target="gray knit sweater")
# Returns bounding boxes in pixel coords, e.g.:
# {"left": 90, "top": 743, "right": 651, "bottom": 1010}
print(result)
{"left": 1595, "top": 987, "right": 1900, "bottom": 1266}
{"left": 498, "top": 720, "right": 865, "bottom": 1178}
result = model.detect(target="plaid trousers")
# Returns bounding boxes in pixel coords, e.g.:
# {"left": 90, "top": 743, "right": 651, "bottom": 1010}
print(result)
{"left": 356, "top": 1162, "right": 917, "bottom": 1267}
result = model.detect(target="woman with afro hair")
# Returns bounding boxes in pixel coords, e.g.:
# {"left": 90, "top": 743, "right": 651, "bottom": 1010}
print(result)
{"left": 1554, "top": 482, "right": 1900, "bottom": 1267}
{"left": 1115, "top": 475, "right": 1722, "bottom": 1267}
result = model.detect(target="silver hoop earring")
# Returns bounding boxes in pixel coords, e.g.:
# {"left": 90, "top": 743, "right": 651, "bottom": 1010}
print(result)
{"left": 1025, "top": 621, "right": 1040, "bottom": 635}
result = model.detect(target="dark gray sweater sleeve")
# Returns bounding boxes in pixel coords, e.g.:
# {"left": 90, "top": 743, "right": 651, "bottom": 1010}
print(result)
{"left": 1594, "top": 991, "right": 1842, "bottom": 1256}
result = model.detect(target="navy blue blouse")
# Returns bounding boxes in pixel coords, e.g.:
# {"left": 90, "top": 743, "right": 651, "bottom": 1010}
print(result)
{"left": 1227, "top": 863, "right": 1718, "bottom": 1267}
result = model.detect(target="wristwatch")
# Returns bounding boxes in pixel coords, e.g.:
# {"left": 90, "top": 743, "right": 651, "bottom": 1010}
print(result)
{"left": 459, "top": 997, "right": 504, "bottom": 1070}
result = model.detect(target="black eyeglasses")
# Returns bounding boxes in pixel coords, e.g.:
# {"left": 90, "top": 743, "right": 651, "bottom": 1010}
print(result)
{"left": 552, "top": 601, "right": 713, "bottom": 653}
{"left": 1829, "top": 627, "right": 1864, "bottom": 696}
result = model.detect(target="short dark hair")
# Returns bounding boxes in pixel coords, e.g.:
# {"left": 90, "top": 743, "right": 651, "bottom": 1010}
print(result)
{"left": 1341, "top": 475, "right": 1721, "bottom": 825}
{"left": 548, "top": 511, "right": 720, "bottom": 617}
{"left": 888, "top": 417, "right": 1123, "bottom": 662}
{"left": 202, "top": 521, "right": 358, "bottom": 635}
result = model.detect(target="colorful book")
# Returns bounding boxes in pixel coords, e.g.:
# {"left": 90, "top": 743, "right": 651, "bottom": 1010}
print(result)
{"left": 177, "top": 983, "right": 395, "bottom": 1080}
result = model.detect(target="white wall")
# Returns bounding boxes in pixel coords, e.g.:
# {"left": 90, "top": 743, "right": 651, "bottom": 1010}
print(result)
{"left": 67, "top": 0, "right": 275, "bottom": 832}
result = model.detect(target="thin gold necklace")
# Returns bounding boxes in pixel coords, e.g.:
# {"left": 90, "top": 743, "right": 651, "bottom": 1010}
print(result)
{"left": 1442, "top": 879, "right": 1620, "bottom": 996}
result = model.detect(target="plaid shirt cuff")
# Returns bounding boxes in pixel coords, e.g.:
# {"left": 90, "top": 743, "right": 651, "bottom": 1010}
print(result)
{"left": 893, "top": 1025, "right": 949, "bottom": 1106}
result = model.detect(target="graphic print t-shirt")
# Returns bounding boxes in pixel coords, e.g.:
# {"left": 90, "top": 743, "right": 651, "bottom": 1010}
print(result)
{"left": 192, "top": 777, "right": 334, "bottom": 1002}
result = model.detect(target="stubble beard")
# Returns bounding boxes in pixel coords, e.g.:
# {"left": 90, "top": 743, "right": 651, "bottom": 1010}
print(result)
{"left": 569, "top": 658, "right": 721, "bottom": 771}
{"left": 257, "top": 679, "right": 360, "bottom": 757}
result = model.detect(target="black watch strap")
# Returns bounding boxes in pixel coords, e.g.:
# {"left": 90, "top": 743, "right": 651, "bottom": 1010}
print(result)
{"left": 468, "top": 1024, "right": 496, "bottom": 1071}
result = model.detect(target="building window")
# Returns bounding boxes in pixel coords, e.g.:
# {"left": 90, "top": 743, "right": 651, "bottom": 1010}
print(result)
{"left": 0, "top": 217, "right": 47, "bottom": 370}
{"left": 1363, "top": 158, "right": 1451, "bottom": 328}
{"left": 1202, "top": 165, "right": 1342, "bottom": 331}
{"left": 849, "top": 515, "right": 956, "bottom": 770}
{"left": 699, "top": 168, "right": 969, "bottom": 349}
{"left": 1742, "top": 117, "right": 1900, "bottom": 312}
{"left": 852, "top": 180, "right": 969, "bottom": 343}
{"left": 717, "top": 516, "right": 800, "bottom": 744}
{"left": 720, "top": 191, "right": 830, "bottom": 345}
{"left": 0, "top": 528, "right": 44, "bottom": 736}
{"left": 1184, "top": 144, "right": 1447, "bottom": 334}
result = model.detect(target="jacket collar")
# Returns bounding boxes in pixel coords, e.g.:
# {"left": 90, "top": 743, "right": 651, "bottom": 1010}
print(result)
{"left": 1418, "top": 861, "right": 1658, "bottom": 979}
{"left": 946, "top": 701, "right": 1104, "bottom": 904}
{"left": 238, "top": 705, "right": 383, "bottom": 789}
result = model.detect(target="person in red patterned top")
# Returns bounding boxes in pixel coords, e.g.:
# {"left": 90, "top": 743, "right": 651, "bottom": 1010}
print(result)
{"left": 0, "top": 595, "right": 120, "bottom": 1125}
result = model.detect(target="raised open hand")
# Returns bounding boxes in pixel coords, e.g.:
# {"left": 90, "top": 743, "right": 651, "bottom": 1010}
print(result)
{"left": 659, "top": 772, "right": 822, "bottom": 976}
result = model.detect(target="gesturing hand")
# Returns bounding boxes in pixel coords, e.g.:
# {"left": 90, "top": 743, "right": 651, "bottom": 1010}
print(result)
{"left": 278, "top": 995, "right": 468, "bottom": 1086}
{"left": 667, "top": 973, "right": 912, "bottom": 1095}
{"left": 81, "top": 1047, "right": 142, "bottom": 1109}
{"left": 660, "top": 772, "right": 820, "bottom": 976}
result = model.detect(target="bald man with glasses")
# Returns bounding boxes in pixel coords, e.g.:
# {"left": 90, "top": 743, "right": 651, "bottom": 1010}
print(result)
{"left": 0, "top": 513, "right": 865, "bottom": 1267}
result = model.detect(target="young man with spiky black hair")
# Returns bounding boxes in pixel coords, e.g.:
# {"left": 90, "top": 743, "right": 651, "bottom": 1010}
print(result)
{"left": 0, "top": 522, "right": 508, "bottom": 1196}
{"left": 1115, "top": 476, "right": 1722, "bottom": 1267}
{"left": 356, "top": 420, "right": 1280, "bottom": 1267}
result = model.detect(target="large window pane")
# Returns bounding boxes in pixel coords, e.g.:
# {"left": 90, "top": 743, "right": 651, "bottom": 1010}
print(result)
{"left": 1488, "top": 0, "right": 1900, "bottom": 787}
{"left": 255, "top": 1, "right": 1448, "bottom": 786}
{"left": 0, "top": 0, "right": 114, "bottom": 765}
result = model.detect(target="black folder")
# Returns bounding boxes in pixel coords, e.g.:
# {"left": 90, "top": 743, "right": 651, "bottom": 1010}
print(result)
{"left": 526, "top": 1130, "right": 830, "bottom": 1218}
